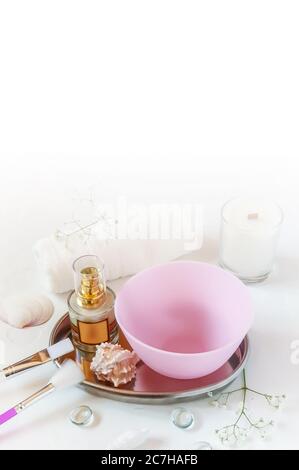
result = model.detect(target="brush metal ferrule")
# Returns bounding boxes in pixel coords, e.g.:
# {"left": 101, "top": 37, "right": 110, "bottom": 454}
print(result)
{"left": 14, "top": 383, "right": 55, "bottom": 414}
{"left": 3, "top": 350, "right": 50, "bottom": 378}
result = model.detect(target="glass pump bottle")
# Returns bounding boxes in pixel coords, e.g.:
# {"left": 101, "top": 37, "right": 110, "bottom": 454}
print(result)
{"left": 68, "top": 255, "right": 118, "bottom": 353}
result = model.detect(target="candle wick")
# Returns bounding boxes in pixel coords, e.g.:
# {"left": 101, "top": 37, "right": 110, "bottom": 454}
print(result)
{"left": 248, "top": 213, "right": 259, "bottom": 220}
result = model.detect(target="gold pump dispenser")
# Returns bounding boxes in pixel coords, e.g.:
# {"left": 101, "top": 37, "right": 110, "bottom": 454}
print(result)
{"left": 77, "top": 266, "right": 106, "bottom": 309}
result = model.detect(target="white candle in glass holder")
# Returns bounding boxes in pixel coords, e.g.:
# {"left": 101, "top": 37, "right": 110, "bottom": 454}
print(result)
{"left": 219, "top": 198, "right": 283, "bottom": 282}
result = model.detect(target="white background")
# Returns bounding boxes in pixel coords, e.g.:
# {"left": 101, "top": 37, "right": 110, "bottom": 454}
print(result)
{"left": 0, "top": 0, "right": 299, "bottom": 450}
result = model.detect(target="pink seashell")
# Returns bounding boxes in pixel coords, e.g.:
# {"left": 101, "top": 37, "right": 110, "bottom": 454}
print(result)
{"left": 90, "top": 343, "right": 139, "bottom": 387}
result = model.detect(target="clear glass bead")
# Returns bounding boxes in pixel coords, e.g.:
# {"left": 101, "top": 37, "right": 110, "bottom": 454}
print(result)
{"left": 69, "top": 405, "right": 93, "bottom": 426}
{"left": 171, "top": 407, "right": 194, "bottom": 429}
{"left": 193, "top": 441, "right": 212, "bottom": 450}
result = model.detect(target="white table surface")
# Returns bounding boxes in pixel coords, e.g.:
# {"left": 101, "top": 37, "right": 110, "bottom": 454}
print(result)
{"left": 0, "top": 207, "right": 298, "bottom": 450}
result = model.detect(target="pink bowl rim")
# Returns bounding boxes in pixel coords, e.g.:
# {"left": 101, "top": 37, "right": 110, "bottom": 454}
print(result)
{"left": 115, "top": 260, "right": 254, "bottom": 357}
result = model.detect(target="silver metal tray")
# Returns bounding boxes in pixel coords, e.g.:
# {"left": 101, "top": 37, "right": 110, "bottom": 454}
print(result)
{"left": 49, "top": 313, "right": 249, "bottom": 404}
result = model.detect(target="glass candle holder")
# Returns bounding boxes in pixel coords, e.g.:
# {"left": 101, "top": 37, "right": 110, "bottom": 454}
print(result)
{"left": 219, "top": 197, "right": 283, "bottom": 283}
{"left": 68, "top": 255, "right": 118, "bottom": 353}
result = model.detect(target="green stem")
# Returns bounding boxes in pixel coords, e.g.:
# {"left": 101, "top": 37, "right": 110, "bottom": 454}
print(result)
{"left": 225, "top": 387, "right": 245, "bottom": 394}
{"left": 243, "top": 370, "right": 247, "bottom": 405}
{"left": 243, "top": 369, "right": 247, "bottom": 389}
{"left": 246, "top": 388, "right": 268, "bottom": 397}
{"left": 234, "top": 371, "right": 247, "bottom": 426}
{"left": 60, "top": 218, "right": 101, "bottom": 237}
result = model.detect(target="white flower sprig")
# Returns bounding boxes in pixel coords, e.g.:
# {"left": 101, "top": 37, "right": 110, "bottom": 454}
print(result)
{"left": 55, "top": 214, "right": 113, "bottom": 247}
{"left": 54, "top": 191, "right": 118, "bottom": 247}
{"left": 209, "top": 370, "right": 286, "bottom": 446}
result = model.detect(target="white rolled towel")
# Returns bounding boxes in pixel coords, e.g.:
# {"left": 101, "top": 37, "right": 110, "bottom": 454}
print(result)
{"left": 33, "top": 235, "right": 192, "bottom": 294}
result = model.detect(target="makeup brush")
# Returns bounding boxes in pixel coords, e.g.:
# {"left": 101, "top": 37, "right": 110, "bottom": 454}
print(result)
{"left": 0, "top": 338, "right": 74, "bottom": 382}
{"left": 0, "top": 359, "right": 84, "bottom": 426}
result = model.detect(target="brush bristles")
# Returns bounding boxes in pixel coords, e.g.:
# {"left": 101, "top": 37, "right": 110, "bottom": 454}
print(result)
{"left": 0, "top": 371, "right": 6, "bottom": 383}
{"left": 47, "top": 339, "right": 74, "bottom": 360}
{"left": 50, "top": 360, "right": 84, "bottom": 390}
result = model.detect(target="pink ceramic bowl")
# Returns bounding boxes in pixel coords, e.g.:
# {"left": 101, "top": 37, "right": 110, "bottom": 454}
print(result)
{"left": 115, "top": 261, "right": 254, "bottom": 379}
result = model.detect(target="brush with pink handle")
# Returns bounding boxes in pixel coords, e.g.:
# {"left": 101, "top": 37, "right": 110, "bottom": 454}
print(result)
{"left": 0, "top": 359, "right": 84, "bottom": 426}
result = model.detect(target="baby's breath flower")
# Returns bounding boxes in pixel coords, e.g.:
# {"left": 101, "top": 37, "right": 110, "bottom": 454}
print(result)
{"left": 212, "top": 369, "right": 285, "bottom": 447}
{"left": 210, "top": 400, "right": 219, "bottom": 408}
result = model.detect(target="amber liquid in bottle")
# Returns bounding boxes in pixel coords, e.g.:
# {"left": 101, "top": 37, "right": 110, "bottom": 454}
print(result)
{"left": 68, "top": 255, "right": 118, "bottom": 353}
